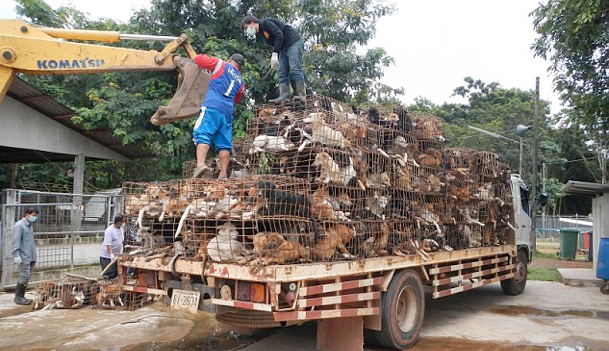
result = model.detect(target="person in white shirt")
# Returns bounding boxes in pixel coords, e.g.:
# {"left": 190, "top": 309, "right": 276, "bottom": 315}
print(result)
{"left": 100, "top": 215, "right": 124, "bottom": 279}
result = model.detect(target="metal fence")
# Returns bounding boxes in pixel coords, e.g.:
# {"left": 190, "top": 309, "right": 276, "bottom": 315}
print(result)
{"left": 535, "top": 215, "right": 593, "bottom": 240}
{"left": 1, "top": 189, "right": 122, "bottom": 290}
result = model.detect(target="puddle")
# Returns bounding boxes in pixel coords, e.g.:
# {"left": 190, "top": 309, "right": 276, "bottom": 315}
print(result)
{"left": 121, "top": 309, "right": 270, "bottom": 351}
{"left": 490, "top": 305, "right": 609, "bottom": 321}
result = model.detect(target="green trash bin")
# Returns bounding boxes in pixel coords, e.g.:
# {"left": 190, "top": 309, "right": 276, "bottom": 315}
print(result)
{"left": 559, "top": 228, "right": 579, "bottom": 259}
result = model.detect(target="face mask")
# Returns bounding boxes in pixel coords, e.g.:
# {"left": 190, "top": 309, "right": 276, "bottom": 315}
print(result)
{"left": 28, "top": 216, "right": 38, "bottom": 223}
{"left": 245, "top": 26, "right": 256, "bottom": 40}
{"left": 121, "top": 223, "right": 126, "bottom": 228}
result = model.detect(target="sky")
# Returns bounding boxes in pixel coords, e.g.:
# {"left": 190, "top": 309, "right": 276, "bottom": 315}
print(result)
{"left": 0, "top": 0, "right": 561, "bottom": 114}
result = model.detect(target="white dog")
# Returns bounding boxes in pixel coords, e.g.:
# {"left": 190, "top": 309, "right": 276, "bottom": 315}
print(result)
{"left": 313, "top": 152, "right": 356, "bottom": 186}
{"left": 301, "top": 112, "right": 351, "bottom": 150}
{"left": 206, "top": 223, "right": 246, "bottom": 262}
{"left": 249, "top": 134, "right": 295, "bottom": 154}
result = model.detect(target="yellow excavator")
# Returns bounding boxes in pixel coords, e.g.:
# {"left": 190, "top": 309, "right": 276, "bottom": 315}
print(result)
{"left": 0, "top": 19, "right": 209, "bottom": 126}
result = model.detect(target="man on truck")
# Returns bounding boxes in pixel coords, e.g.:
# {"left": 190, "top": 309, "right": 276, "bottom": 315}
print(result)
{"left": 191, "top": 53, "right": 245, "bottom": 179}
{"left": 241, "top": 15, "right": 306, "bottom": 102}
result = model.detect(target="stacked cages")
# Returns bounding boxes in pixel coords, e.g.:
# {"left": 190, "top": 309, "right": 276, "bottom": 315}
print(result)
{"left": 121, "top": 94, "right": 515, "bottom": 266}
{"left": 35, "top": 276, "right": 154, "bottom": 310}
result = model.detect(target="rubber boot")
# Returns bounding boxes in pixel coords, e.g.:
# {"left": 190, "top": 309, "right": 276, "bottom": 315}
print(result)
{"left": 14, "top": 283, "right": 32, "bottom": 305}
{"left": 269, "top": 82, "right": 289, "bottom": 104}
{"left": 294, "top": 80, "right": 306, "bottom": 101}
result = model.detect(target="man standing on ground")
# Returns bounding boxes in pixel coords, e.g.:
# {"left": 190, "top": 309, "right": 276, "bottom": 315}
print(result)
{"left": 100, "top": 215, "right": 124, "bottom": 279}
{"left": 241, "top": 15, "right": 305, "bottom": 103}
{"left": 11, "top": 207, "right": 39, "bottom": 305}
{"left": 191, "top": 53, "right": 245, "bottom": 179}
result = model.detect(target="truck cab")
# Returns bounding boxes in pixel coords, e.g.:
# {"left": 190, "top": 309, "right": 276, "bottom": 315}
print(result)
{"left": 510, "top": 174, "right": 534, "bottom": 262}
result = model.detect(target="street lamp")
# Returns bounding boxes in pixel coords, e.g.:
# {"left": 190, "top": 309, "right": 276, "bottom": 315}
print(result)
{"left": 515, "top": 124, "right": 532, "bottom": 176}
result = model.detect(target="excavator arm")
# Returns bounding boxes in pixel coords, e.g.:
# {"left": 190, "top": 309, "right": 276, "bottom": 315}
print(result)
{"left": 0, "top": 19, "right": 209, "bottom": 125}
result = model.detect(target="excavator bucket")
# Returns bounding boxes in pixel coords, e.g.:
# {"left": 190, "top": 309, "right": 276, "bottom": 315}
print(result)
{"left": 150, "top": 58, "right": 210, "bottom": 126}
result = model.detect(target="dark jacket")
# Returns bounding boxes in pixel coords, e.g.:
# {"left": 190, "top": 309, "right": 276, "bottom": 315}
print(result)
{"left": 258, "top": 18, "right": 301, "bottom": 53}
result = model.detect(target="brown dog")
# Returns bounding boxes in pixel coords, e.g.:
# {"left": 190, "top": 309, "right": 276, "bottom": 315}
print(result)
{"left": 311, "top": 224, "right": 356, "bottom": 261}
{"left": 253, "top": 232, "right": 309, "bottom": 264}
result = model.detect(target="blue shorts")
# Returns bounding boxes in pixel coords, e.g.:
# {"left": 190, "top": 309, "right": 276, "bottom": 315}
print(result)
{"left": 192, "top": 106, "right": 233, "bottom": 153}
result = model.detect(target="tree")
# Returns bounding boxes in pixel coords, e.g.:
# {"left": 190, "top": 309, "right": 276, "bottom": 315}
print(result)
{"left": 7, "top": 0, "right": 401, "bottom": 187}
{"left": 532, "top": 0, "right": 609, "bottom": 182}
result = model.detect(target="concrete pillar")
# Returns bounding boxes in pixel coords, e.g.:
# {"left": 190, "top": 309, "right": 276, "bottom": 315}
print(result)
{"left": 73, "top": 153, "right": 85, "bottom": 195}
{"left": 71, "top": 154, "right": 85, "bottom": 266}
{"left": 592, "top": 194, "right": 609, "bottom": 271}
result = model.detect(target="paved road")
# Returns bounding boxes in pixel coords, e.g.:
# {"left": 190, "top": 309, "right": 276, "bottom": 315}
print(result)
{"left": 0, "top": 280, "right": 608, "bottom": 351}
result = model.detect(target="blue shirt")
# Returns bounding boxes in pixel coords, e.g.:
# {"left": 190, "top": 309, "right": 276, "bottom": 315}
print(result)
{"left": 195, "top": 54, "right": 245, "bottom": 117}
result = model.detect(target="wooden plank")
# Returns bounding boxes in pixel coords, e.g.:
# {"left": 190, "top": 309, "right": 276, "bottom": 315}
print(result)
{"left": 432, "top": 274, "right": 514, "bottom": 298}
{"left": 297, "top": 292, "right": 380, "bottom": 308}
{"left": 211, "top": 298, "right": 273, "bottom": 312}
{"left": 299, "top": 277, "right": 383, "bottom": 297}
{"left": 121, "top": 285, "right": 166, "bottom": 295}
{"left": 273, "top": 307, "right": 379, "bottom": 322}
{"left": 432, "top": 264, "right": 514, "bottom": 286}
{"left": 429, "top": 256, "right": 509, "bottom": 275}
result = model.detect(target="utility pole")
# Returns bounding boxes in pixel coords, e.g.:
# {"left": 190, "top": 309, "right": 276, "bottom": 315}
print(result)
{"left": 531, "top": 77, "right": 540, "bottom": 245}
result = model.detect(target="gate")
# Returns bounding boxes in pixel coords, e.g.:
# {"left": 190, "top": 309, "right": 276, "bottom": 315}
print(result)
{"left": 1, "top": 189, "right": 122, "bottom": 290}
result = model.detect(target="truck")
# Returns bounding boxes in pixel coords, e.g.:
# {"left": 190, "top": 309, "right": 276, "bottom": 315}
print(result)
{"left": 118, "top": 95, "right": 534, "bottom": 351}
{"left": 0, "top": 19, "right": 209, "bottom": 125}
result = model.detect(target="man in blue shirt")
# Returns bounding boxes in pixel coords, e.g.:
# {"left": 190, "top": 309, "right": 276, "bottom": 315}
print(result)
{"left": 241, "top": 15, "right": 305, "bottom": 103}
{"left": 11, "top": 207, "right": 39, "bottom": 305}
{"left": 191, "top": 53, "right": 245, "bottom": 179}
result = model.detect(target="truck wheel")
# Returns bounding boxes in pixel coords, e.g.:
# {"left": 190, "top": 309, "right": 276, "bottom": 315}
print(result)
{"left": 501, "top": 250, "right": 528, "bottom": 296}
{"left": 374, "top": 269, "right": 424, "bottom": 349}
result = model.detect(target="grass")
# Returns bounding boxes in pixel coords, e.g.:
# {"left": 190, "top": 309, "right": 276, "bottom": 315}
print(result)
{"left": 528, "top": 266, "right": 562, "bottom": 282}
{"left": 533, "top": 250, "right": 558, "bottom": 259}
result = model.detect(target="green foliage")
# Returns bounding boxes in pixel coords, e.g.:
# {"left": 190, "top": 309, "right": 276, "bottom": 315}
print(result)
{"left": 532, "top": 0, "right": 609, "bottom": 165}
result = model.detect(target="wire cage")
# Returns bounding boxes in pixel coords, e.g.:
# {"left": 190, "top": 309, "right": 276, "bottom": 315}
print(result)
{"left": 120, "top": 94, "right": 517, "bottom": 266}
{"left": 34, "top": 276, "right": 155, "bottom": 310}
{"left": 410, "top": 111, "right": 445, "bottom": 142}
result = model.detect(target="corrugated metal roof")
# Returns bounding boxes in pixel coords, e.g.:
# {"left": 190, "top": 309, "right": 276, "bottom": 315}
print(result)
{"left": 3, "top": 76, "right": 153, "bottom": 163}
{"left": 562, "top": 180, "right": 609, "bottom": 197}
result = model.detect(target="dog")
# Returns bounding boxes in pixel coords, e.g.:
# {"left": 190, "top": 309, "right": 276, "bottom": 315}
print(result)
{"left": 96, "top": 284, "right": 123, "bottom": 307}
{"left": 311, "top": 188, "right": 350, "bottom": 221}
{"left": 249, "top": 134, "right": 295, "bottom": 154}
{"left": 366, "top": 172, "right": 391, "bottom": 188}
{"left": 313, "top": 152, "right": 357, "bottom": 186}
{"left": 362, "top": 221, "right": 390, "bottom": 257}
{"left": 302, "top": 111, "right": 351, "bottom": 149}
{"left": 256, "top": 181, "right": 320, "bottom": 241}
{"left": 311, "top": 225, "right": 355, "bottom": 261}
{"left": 252, "top": 232, "right": 309, "bottom": 264}
{"left": 365, "top": 191, "right": 390, "bottom": 219}
{"left": 206, "top": 223, "right": 246, "bottom": 262}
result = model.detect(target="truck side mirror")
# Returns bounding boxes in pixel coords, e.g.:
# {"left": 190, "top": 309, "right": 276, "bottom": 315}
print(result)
{"left": 538, "top": 193, "right": 548, "bottom": 207}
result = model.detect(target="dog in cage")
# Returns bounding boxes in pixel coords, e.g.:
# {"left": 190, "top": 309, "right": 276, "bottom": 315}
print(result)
{"left": 313, "top": 152, "right": 357, "bottom": 187}
{"left": 301, "top": 111, "right": 351, "bottom": 150}
{"left": 206, "top": 222, "right": 247, "bottom": 262}
{"left": 255, "top": 181, "right": 320, "bottom": 241}
{"left": 311, "top": 224, "right": 356, "bottom": 260}
{"left": 252, "top": 232, "right": 309, "bottom": 264}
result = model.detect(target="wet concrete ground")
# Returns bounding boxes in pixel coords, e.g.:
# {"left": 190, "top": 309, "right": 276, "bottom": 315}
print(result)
{"left": 0, "top": 280, "right": 607, "bottom": 351}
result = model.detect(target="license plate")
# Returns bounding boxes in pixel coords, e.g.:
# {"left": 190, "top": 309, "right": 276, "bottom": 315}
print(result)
{"left": 170, "top": 289, "right": 200, "bottom": 313}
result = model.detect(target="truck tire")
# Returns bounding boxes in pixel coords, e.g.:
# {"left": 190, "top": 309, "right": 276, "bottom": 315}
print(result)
{"left": 501, "top": 250, "right": 528, "bottom": 296}
{"left": 374, "top": 269, "right": 425, "bottom": 349}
